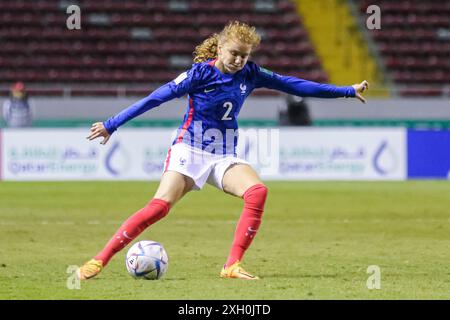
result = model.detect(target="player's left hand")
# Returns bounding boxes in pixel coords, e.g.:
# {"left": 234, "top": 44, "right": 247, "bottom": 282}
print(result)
{"left": 352, "top": 80, "right": 369, "bottom": 103}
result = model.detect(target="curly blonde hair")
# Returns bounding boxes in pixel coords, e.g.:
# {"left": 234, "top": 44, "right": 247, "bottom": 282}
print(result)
{"left": 193, "top": 21, "right": 261, "bottom": 63}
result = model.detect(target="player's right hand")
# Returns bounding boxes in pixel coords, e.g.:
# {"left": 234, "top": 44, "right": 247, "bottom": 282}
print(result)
{"left": 87, "top": 122, "right": 111, "bottom": 145}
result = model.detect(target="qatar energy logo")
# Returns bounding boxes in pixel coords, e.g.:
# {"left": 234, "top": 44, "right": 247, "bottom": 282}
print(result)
{"left": 2, "top": 129, "right": 99, "bottom": 180}
{"left": 276, "top": 128, "right": 406, "bottom": 180}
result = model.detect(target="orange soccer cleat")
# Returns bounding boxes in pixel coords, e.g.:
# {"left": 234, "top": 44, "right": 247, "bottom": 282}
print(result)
{"left": 76, "top": 259, "right": 104, "bottom": 280}
{"left": 220, "top": 261, "right": 259, "bottom": 280}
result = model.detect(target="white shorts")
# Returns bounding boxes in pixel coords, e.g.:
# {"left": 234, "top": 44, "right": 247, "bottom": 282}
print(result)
{"left": 162, "top": 143, "right": 249, "bottom": 190}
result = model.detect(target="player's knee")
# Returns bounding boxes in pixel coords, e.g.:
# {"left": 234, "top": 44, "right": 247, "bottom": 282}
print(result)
{"left": 243, "top": 183, "right": 268, "bottom": 209}
{"left": 153, "top": 190, "right": 180, "bottom": 208}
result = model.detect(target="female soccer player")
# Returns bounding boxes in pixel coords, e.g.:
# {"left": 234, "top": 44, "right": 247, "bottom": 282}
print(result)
{"left": 77, "top": 21, "right": 369, "bottom": 280}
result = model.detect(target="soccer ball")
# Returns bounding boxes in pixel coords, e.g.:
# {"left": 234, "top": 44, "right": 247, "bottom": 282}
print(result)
{"left": 125, "top": 240, "right": 168, "bottom": 280}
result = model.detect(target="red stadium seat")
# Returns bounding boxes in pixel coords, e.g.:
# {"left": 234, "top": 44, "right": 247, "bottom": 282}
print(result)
{"left": 357, "top": 0, "right": 449, "bottom": 95}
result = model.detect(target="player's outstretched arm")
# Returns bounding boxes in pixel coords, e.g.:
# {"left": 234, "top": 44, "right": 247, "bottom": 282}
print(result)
{"left": 253, "top": 64, "right": 369, "bottom": 102}
{"left": 90, "top": 66, "right": 200, "bottom": 142}
{"left": 352, "top": 80, "right": 370, "bottom": 103}
{"left": 101, "top": 83, "right": 178, "bottom": 136}
{"left": 87, "top": 122, "right": 111, "bottom": 145}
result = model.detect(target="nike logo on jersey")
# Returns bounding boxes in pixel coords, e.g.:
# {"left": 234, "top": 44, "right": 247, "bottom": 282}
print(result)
{"left": 204, "top": 88, "right": 215, "bottom": 93}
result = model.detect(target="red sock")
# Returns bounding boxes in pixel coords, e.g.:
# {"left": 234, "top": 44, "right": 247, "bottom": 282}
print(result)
{"left": 225, "top": 184, "right": 268, "bottom": 267}
{"left": 94, "top": 198, "right": 170, "bottom": 266}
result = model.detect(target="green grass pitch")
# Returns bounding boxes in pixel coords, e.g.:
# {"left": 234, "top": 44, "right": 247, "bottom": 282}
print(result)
{"left": 0, "top": 181, "right": 449, "bottom": 299}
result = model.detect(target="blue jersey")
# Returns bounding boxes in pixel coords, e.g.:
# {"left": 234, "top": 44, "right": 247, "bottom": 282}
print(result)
{"left": 103, "top": 60, "right": 355, "bottom": 155}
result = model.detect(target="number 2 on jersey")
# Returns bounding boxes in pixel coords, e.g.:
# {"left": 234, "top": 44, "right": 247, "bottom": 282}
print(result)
{"left": 222, "top": 102, "right": 233, "bottom": 120}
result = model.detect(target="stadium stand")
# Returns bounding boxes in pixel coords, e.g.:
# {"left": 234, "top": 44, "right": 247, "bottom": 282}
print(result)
{"left": 0, "top": 0, "right": 327, "bottom": 97}
{"left": 357, "top": 0, "right": 450, "bottom": 97}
